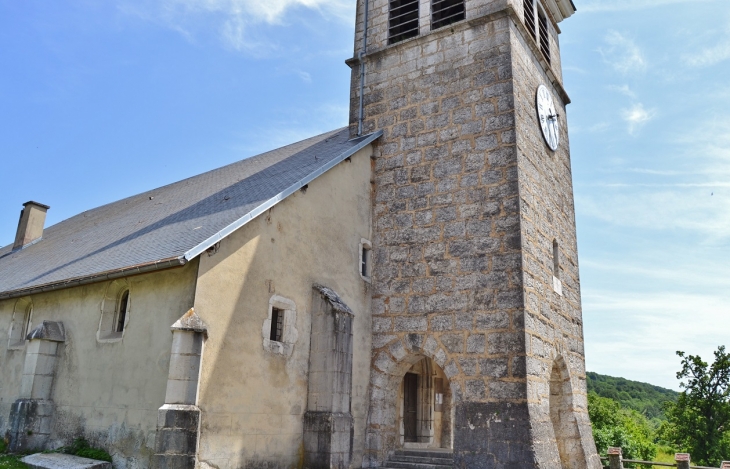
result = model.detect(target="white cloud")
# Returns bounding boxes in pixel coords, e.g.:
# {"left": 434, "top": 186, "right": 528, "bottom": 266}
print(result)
{"left": 164, "top": 0, "right": 350, "bottom": 25}
{"left": 621, "top": 103, "right": 655, "bottom": 134}
{"left": 120, "top": 0, "right": 351, "bottom": 52}
{"left": 608, "top": 84, "right": 636, "bottom": 99}
{"left": 599, "top": 31, "right": 646, "bottom": 75}
{"left": 584, "top": 290, "right": 730, "bottom": 389}
{"left": 296, "top": 70, "right": 312, "bottom": 83}
{"left": 580, "top": 0, "right": 716, "bottom": 13}
{"left": 684, "top": 23, "right": 730, "bottom": 67}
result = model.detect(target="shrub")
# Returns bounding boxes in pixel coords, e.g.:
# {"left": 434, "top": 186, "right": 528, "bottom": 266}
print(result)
{"left": 60, "top": 439, "right": 112, "bottom": 462}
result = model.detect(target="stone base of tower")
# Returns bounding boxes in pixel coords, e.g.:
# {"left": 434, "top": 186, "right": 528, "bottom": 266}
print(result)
{"left": 453, "top": 402, "right": 601, "bottom": 469}
{"left": 453, "top": 402, "right": 536, "bottom": 468}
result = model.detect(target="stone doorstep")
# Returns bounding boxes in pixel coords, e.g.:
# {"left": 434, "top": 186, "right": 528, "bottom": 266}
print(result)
{"left": 21, "top": 453, "right": 112, "bottom": 469}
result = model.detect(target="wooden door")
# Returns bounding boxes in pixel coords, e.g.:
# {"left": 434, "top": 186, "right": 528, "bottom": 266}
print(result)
{"left": 403, "top": 373, "right": 418, "bottom": 442}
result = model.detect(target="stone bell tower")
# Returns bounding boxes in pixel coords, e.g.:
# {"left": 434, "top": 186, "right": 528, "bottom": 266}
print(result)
{"left": 347, "top": 0, "right": 602, "bottom": 467}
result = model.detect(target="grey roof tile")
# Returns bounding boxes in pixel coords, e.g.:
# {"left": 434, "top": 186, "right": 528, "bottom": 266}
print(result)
{"left": 0, "top": 128, "right": 379, "bottom": 298}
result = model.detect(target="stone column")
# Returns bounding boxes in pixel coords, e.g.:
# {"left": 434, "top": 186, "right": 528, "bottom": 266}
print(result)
{"left": 675, "top": 453, "right": 691, "bottom": 469}
{"left": 303, "top": 286, "right": 355, "bottom": 469}
{"left": 607, "top": 447, "right": 623, "bottom": 469}
{"left": 152, "top": 309, "right": 207, "bottom": 469}
{"left": 8, "top": 321, "right": 65, "bottom": 452}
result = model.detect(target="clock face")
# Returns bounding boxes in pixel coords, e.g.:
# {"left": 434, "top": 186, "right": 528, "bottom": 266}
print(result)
{"left": 536, "top": 84, "right": 559, "bottom": 151}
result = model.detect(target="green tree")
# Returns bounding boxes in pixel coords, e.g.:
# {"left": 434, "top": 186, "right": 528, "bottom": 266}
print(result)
{"left": 588, "top": 392, "right": 657, "bottom": 464}
{"left": 662, "top": 346, "right": 730, "bottom": 466}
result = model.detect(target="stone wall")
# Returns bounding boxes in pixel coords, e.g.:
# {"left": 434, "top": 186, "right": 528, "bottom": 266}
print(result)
{"left": 510, "top": 20, "right": 600, "bottom": 469}
{"left": 349, "top": 0, "right": 599, "bottom": 467}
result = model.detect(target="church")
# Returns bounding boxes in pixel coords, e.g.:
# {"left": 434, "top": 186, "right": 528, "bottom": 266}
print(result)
{"left": 0, "top": 0, "right": 601, "bottom": 468}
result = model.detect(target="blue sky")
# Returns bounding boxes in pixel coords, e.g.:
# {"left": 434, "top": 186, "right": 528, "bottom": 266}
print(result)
{"left": 0, "top": 0, "right": 728, "bottom": 390}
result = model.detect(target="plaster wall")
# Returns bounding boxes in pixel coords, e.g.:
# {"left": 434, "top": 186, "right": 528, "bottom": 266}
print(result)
{"left": 0, "top": 262, "right": 199, "bottom": 467}
{"left": 192, "top": 146, "right": 373, "bottom": 469}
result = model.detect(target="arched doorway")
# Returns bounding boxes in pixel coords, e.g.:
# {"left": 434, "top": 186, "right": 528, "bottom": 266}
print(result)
{"left": 550, "top": 357, "right": 588, "bottom": 469}
{"left": 396, "top": 357, "right": 453, "bottom": 449}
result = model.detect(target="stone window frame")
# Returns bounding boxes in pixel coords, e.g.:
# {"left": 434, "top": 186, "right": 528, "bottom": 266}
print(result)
{"left": 262, "top": 295, "right": 298, "bottom": 357}
{"left": 97, "top": 279, "right": 131, "bottom": 343}
{"left": 7, "top": 297, "right": 33, "bottom": 350}
{"left": 359, "top": 238, "right": 373, "bottom": 282}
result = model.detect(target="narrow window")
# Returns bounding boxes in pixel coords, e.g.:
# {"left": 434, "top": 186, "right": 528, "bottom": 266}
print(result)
{"left": 523, "top": 0, "right": 536, "bottom": 41}
{"left": 389, "top": 0, "right": 419, "bottom": 45}
{"left": 21, "top": 304, "right": 33, "bottom": 339}
{"left": 270, "top": 307, "right": 284, "bottom": 342}
{"left": 361, "top": 246, "right": 370, "bottom": 277}
{"left": 115, "top": 290, "right": 129, "bottom": 333}
{"left": 431, "top": 0, "right": 465, "bottom": 31}
{"left": 552, "top": 239, "right": 560, "bottom": 279}
{"left": 538, "top": 9, "right": 550, "bottom": 63}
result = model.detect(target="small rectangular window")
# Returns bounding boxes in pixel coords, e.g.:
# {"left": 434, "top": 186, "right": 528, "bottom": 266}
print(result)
{"left": 523, "top": 0, "right": 536, "bottom": 40}
{"left": 431, "top": 0, "right": 465, "bottom": 31}
{"left": 270, "top": 307, "right": 284, "bottom": 342}
{"left": 389, "top": 0, "right": 420, "bottom": 45}
{"left": 552, "top": 240, "right": 560, "bottom": 279}
{"left": 538, "top": 9, "right": 550, "bottom": 63}
{"left": 361, "top": 246, "right": 370, "bottom": 277}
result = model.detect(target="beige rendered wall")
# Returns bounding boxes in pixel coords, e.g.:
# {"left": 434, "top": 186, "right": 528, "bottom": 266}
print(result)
{"left": 0, "top": 261, "right": 199, "bottom": 466}
{"left": 193, "top": 145, "right": 373, "bottom": 469}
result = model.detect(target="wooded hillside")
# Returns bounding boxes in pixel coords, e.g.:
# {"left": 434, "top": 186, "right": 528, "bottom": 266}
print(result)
{"left": 586, "top": 372, "right": 678, "bottom": 421}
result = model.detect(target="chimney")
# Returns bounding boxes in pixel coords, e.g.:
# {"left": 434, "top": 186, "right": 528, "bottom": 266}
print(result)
{"left": 13, "top": 201, "right": 50, "bottom": 250}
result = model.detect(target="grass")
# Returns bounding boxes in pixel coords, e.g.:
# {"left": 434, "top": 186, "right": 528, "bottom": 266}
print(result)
{"left": 0, "top": 455, "right": 28, "bottom": 469}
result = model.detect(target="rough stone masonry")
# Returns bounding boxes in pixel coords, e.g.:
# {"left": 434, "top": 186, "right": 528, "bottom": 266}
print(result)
{"left": 347, "top": 0, "right": 602, "bottom": 467}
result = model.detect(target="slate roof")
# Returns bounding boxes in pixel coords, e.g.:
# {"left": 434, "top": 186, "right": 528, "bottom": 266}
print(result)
{"left": 0, "top": 128, "right": 382, "bottom": 299}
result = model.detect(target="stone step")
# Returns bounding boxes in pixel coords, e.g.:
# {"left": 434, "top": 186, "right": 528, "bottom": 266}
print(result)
{"left": 383, "top": 448, "right": 454, "bottom": 469}
{"left": 394, "top": 449, "right": 454, "bottom": 458}
{"left": 21, "top": 453, "right": 112, "bottom": 469}
{"left": 382, "top": 461, "right": 453, "bottom": 469}
{"left": 389, "top": 455, "right": 454, "bottom": 464}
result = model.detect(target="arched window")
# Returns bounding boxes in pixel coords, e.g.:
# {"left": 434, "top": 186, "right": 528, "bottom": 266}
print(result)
{"left": 98, "top": 279, "right": 131, "bottom": 342}
{"left": 8, "top": 297, "right": 33, "bottom": 349}
{"left": 116, "top": 290, "right": 130, "bottom": 333}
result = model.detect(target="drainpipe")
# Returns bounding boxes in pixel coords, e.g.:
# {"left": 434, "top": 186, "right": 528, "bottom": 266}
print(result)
{"left": 357, "top": 0, "right": 370, "bottom": 136}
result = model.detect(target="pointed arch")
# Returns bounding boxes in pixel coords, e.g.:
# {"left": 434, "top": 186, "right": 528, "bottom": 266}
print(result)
{"left": 550, "top": 355, "right": 588, "bottom": 469}
{"left": 8, "top": 297, "right": 33, "bottom": 349}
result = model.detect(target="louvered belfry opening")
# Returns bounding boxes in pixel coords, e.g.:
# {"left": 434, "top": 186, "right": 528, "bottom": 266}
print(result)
{"left": 523, "top": 0, "right": 536, "bottom": 41}
{"left": 538, "top": 9, "right": 550, "bottom": 63}
{"left": 389, "top": 0, "right": 419, "bottom": 44}
{"left": 431, "top": 0, "right": 465, "bottom": 30}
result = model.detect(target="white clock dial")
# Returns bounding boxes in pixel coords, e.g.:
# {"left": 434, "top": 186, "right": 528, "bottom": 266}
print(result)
{"left": 536, "top": 84, "right": 559, "bottom": 151}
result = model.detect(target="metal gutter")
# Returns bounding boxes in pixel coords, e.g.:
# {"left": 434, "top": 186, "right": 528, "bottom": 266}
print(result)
{"left": 0, "top": 257, "right": 186, "bottom": 300}
{"left": 182, "top": 131, "right": 383, "bottom": 262}
{"left": 357, "top": 0, "right": 371, "bottom": 136}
